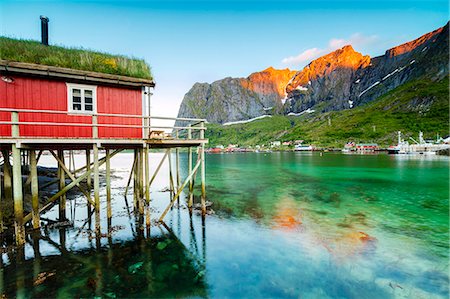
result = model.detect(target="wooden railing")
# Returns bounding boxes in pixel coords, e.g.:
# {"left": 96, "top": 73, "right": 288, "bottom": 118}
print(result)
{"left": 0, "top": 108, "right": 206, "bottom": 141}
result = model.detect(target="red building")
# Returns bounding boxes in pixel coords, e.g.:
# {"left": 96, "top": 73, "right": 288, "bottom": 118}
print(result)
{"left": 0, "top": 60, "right": 155, "bottom": 140}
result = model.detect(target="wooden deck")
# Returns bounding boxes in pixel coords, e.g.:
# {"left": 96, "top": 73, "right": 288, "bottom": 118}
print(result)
{"left": 0, "top": 137, "right": 208, "bottom": 149}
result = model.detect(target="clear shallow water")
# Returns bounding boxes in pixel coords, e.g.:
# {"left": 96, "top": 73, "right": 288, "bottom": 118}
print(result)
{"left": 1, "top": 152, "right": 449, "bottom": 298}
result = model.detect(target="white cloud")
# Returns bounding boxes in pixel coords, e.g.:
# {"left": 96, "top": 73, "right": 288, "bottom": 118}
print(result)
{"left": 282, "top": 33, "right": 379, "bottom": 67}
{"left": 329, "top": 33, "right": 378, "bottom": 50}
{"left": 281, "top": 47, "right": 325, "bottom": 65}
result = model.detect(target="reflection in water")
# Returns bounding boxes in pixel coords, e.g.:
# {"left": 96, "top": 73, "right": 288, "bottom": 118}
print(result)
{"left": 2, "top": 219, "right": 207, "bottom": 298}
{"left": 1, "top": 152, "right": 449, "bottom": 298}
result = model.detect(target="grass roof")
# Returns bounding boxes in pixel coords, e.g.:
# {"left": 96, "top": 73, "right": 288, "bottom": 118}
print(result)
{"left": 0, "top": 37, "right": 152, "bottom": 80}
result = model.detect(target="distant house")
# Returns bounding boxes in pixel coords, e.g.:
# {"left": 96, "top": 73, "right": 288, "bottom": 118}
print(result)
{"left": 282, "top": 141, "right": 293, "bottom": 146}
{"left": 344, "top": 142, "right": 356, "bottom": 149}
{"left": 294, "top": 140, "right": 304, "bottom": 145}
{"left": 270, "top": 141, "right": 281, "bottom": 147}
{"left": 355, "top": 143, "right": 379, "bottom": 151}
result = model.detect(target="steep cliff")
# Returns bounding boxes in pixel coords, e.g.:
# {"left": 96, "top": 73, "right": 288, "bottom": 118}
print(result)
{"left": 286, "top": 22, "right": 449, "bottom": 113}
{"left": 177, "top": 22, "right": 449, "bottom": 124}
{"left": 176, "top": 67, "right": 296, "bottom": 124}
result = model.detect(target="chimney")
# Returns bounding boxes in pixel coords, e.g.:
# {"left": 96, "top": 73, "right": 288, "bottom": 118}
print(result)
{"left": 40, "top": 15, "right": 49, "bottom": 45}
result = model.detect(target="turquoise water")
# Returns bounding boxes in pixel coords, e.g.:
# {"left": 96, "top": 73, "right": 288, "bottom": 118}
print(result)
{"left": 1, "top": 152, "right": 449, "bottom": 298}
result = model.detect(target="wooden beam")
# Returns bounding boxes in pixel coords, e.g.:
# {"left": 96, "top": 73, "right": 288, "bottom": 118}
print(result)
{"left": 148, "top": 149, "right": 169, "bottom": 188}
{"left": 93, "top": 144, "right": 100, "bottom": 233}
{"left": 49, "top": 150, "right": 95, "bottom": 207}
{"left": 159, "top": 157, "right": 201, "bottom": 222}
{"left": 125, "top": 154, "right": 137, "bottom": 195}
{"left": 188, "top": 126, "right": 194, "bottom": 208}
{"left": 23, "top": 149, "right": 123, "bottom": 224}
{"left": 30, "top": 150, "right": 40, "bottom": 229}
{"left": 106, "top": 149, "right": 112, "bottom": 220}
{"left": 57, "top": 150, "right": 66, "bottom": 221}
{"left": 200, "top": 121, "right": 206, "bottom": 214}
{"left": 144, "top": 145, "right": 150, "bottom": 228}
{"left": 139, "top": 148, "right": 144, "bottom": 215}
{"left": 168, "top": 149, "right": 175, "bottom": 197}
{"left": 12, "top": 143, "right": 25, "bottom": 246}
{"left": 86, "top": 149, "right": 91, "bottom": 190}
{"left": 2, "top": 149, "right": 12, "bottom": 201}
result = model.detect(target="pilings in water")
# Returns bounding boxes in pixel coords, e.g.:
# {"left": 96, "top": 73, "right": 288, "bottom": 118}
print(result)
{"left": 1, "top": 136, "right": 207, "bottom": 246}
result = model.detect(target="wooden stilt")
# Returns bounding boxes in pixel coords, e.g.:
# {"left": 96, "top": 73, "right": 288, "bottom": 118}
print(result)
{"left": 30, "top": 150, "right": 40, "bottom": 229}
{"left": 106, "top": 149, "right": 112, "bottom": 220}
{"left": 168, "top": 149, "right": 175, "bottom": 197}
{"left": 50, "top": 150, "right": 94, "bottom": 207}
{"left": 86, "top": 149, "right": 91, "bottom": 190}
{"left": 125, "top": 154, "right": 137, "bottom": 195}
{"left": 176, "top": 147, "right": 180, "bottom": 190}
{"left": 0, "top": 151, "right": 3, "bottom": 233}
{"left": 159, "top": 156, "right": 202, "bottom": 221}
{"left": 144, "top": 145, "right": 150, "bottom": 228}
{"left": 133, "top": 149, "right": 138, "bottom": 210}
{"left": 139, "top": 148, "right": 144, "bottom": 215}
{"left": 200, "top": 121, "right": 206, "bottom": 214}
{"left": 148, "top": 149, "right": 169, "bottom": 187}
{"left": 58, "top": 150, "right": 66, "bottom": 221}
{"left": 12, "top": 144, "right": 25, "bottom": 246}
{"left": 23, "top": 150, "right": 119, "bottom": 224}
{"left": 2, "top": 149, "right": 12, "bottom": 201}
{"left": 188, "top": 126, "right": 194, "bottom": 208}
{"left": 93, "top": 144, "right": 100, "bottom": 233}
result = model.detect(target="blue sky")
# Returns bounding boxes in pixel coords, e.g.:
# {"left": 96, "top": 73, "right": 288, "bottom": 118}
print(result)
{"left": 1, "top": 0, "right": 448, "bottom": 117}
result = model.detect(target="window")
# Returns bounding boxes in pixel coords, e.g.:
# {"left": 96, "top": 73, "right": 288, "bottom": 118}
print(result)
{"left": 67, "top": 83, "right": 97, "bottom": 113}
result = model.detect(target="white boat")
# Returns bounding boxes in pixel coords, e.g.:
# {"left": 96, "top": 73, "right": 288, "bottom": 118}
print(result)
{"left": 388, "top": 131, "right": 449, "bottom": 154}
{"left": 294, "top": 144, "right": 314, "bottom": 151}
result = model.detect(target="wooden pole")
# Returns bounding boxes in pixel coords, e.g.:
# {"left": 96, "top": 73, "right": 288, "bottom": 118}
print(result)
{"left": 12, "top": 111, "right": 25, "bottom": 245}
{"left": 86, "top": 149, "right": 91, "bottom": 190}
{"left": 106, "top": 148, "right": 112, "bottom": 220}
{"left": 30, "top": 150, "right": 40, "bottom": 229}
{"left": 125, "top": 154, "right": 137, "bottom": 195}
{"left": 148, "top": 149, "right": 169, "bottom": 187}
{"left": 0, "top": 154, "right": 2, "bottom": 233}
{"left": 188, "top": 126, "right": 194, "bottom": 208}
{"left": 2, "top": 149, "right": 12, "bottom": 201}
{"left": 93, "top": 144, "right": 100, "bottom": 233}
{"left": 175, "top": 131, "right": 180, "bottom": 192}
{"left": 200, "top": 121, "right": 206, "bottom": 214}
{"left": 144, "top": 145, "right": 150, "bottom": 228}
{"left": 49, "top": 150, "right": 95, "bottom": 207}
{"left": 159, "top": 157, "right": 202, "bottom": 221}
{"left": 133, "top": 149, "right": 138, "bottom": 210}
{"left": 12, "top": 144, "right": 24, "bottom": 246}
{"left": 139, "top": 148, "right": 144, "bottom": 215}
{"left": 168, "top": 149, "right": 175, "bottom": 197}
{"left": 22, "top": 150, "right": 122, "bottom": 224}
{"left": 58, "top": 150, "right": 66, "bottom": 221}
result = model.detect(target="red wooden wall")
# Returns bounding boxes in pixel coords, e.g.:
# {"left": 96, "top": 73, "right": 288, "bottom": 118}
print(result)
{"left": 0, "top": 76, "right": 143, "bottom": 139}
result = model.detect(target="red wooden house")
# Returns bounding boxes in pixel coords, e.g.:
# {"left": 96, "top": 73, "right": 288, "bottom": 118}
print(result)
{"left": 0, "top": 60, "right": 155, "bottom": 141}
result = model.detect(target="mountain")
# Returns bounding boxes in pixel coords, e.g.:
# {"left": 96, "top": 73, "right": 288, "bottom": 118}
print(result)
{"left": 286, "top": 22, "right": 448, "bottom": 114}
{"left": 176, "top": 67, "right": 296, "bottom": 124}
{"left": 177, "top": 22, "right": 449, "bottom": 125}
{"left": 206, "top": 76, "right": 449, "bottom": 148}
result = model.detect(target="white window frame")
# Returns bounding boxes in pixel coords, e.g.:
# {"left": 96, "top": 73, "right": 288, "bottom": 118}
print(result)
{"left": 66, "top": 83, "right": 97, "bottom": 114}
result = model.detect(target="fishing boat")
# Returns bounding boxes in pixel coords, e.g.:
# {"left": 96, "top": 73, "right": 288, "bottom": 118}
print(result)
{"left": 294, "top": 144, "right": 314, "bottom": 151}
{"left": 388, "top": 131, "right": 449, "bottom": 154}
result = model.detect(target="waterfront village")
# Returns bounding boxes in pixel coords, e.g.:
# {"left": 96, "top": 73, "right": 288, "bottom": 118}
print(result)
{"left": 205, "top": 131, "right": 450, "bottom": 155}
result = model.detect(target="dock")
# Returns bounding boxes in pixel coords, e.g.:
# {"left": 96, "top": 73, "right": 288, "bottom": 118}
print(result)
{"left": 0, "top": 108, "right": 208, "bottom": 246}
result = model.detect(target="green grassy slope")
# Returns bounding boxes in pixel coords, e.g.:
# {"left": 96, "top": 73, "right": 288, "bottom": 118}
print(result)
{"left": 206, "top": 77, "right": 449, "bottom": 148}
{"left": 0, "top": 37, "right": 152, "bottom": 79}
